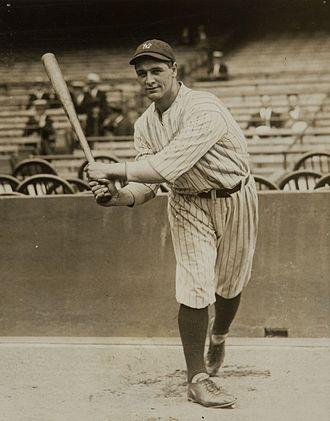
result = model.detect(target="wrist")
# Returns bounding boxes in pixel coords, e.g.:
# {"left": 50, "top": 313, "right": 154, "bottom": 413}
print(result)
{"left": 107, "top": 162, "right": 127, "bottom": 180}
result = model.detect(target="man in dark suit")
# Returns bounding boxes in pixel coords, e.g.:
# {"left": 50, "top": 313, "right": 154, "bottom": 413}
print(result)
{"left": 79, "top": 73, "right": 108, "bottom": 119}
{"left": 247, "top": 95, "right": 283, "bottom": 129}
{"left": 26, "top": 77, "right": 50, "bottom": 109}
{"left": 24, "top": 99, "right": 56, "bottom": 154}
{"left": 68, "top": 80, "right": 86, "bottom": 113}
{"left": 76, "top": 73, "right": 109, "bottom": 137}
{"left": 207, "top": 51, "right": 229, "bottom": 81}
{"left": 103, "top": 105, "right": 137, "bottom": 136}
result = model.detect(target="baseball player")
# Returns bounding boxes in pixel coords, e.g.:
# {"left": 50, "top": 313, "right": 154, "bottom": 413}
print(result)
{"left": 86, "top": 39, "right": 258, "bottom": 408}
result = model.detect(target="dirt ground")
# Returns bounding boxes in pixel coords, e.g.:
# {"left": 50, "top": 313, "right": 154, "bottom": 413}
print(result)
{"left": 0, "top": 338, "right": 329, "bottom": 421}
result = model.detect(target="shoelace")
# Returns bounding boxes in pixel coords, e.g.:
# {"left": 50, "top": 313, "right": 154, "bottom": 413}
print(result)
{"left": 200, "top": 378, "right": 222, "bottom": 395}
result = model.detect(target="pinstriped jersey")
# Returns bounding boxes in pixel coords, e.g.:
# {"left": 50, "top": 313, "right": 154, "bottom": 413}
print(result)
{"left": 134, "top": 83, "right": 250, "bottom": 194}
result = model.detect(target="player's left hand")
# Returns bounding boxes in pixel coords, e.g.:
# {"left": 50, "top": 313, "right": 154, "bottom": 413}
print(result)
{"left": 85, "top": 162, "right": 111, "bottom": 180}
{"left": 85, "top": 162, "right": 126, "bottom": 181}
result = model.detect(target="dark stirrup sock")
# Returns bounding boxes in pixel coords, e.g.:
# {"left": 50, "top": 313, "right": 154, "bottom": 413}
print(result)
{"left": 178, "top": 304, "right": 209, "bottom": 382}
{"left": 212, "top": 293, "right": 242, "bottom": 335}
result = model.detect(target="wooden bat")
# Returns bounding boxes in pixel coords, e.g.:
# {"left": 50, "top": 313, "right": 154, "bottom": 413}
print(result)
{"left": 41, "top": 52, "right": 94, "bottom": 163}
{"left": 41, "top": 53, "right": 115, "bottom": 202}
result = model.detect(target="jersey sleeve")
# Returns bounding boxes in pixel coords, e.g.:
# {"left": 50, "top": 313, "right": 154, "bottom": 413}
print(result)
{"left": 147, "top": 105, "right": 228, "bottom": 184}
{"left": 133, "top": 119, "right": 160, "bottom": 195}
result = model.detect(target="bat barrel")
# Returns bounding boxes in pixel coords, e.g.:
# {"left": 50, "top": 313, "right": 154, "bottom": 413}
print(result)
{"left": 41, "top": 52, "right": 95, "bottom": 163}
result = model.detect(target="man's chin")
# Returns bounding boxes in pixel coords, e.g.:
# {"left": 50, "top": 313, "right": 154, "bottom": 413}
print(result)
{"left": 145, "top": 91, "right": 162, "bottom": 101}
{"left": 147, "top": 94, "right": 160, "bottom": 101}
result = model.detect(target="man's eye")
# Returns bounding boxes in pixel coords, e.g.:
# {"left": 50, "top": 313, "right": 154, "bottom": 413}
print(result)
{"left": 137, "top": 73, "right": 146, "bottom": 78}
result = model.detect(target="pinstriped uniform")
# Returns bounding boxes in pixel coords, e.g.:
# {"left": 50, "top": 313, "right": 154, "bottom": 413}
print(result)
{"left": 134, "top": 83, "right": 258, "bottom": 307}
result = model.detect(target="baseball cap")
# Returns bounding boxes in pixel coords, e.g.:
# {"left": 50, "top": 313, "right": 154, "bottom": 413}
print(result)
{"left": 129, "top": 39, "right": 175, "bottom": 65}
{"left": 87, "top": 73, "right": 101, "bottom": 83}
{"left": 212, "top": 50, "right": 223, "bottom": 58}
{"left": 33, "top": 99, "right": 47, "bottom": 107}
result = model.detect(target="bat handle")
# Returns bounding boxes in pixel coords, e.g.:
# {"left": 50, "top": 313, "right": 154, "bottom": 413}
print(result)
{"left": 86, "top": 155, "right": 95, "bottom": 164}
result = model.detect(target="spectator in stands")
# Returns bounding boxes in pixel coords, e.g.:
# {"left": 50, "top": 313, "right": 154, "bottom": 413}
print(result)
{"left": 284, "top": 93, "right": 309, "bottom": 133}
{"left": 24, "top": 99, "right": 56, "bottom": 154}
{"left": 181, "top": 26, "right": 191, "bottom": 45}
{"left": 48, "top": 87, "right": 61, "bottom": 109}
{"left": 207, "top": 51, "right": 229, "bottom": 81}
{"left": 68, "top": 80, "right": 86, "bottom": 113}
{"left": 85, "top": 98, "right": 107, "bottom": 137}
{"left": 196, "top": 25, "right": 209, "bottom": 50}
{"left": 79, "top": 73, "right": 108, "bottom": 119}
{"left": 103, "top": 105, "right": 137, "bottom": 136}
{"left": 247, "top": 94, "right": 283, "bottom": 130}
{"left": 26, "top": 76, "right": 50, "bottom": 109}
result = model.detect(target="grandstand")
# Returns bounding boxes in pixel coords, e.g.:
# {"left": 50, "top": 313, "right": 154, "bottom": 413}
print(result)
{"left": 0, "top": 1, "right": 329, "bottom": 187}
{"left": 1, "top": 34, "right": 329, "bottom": 186}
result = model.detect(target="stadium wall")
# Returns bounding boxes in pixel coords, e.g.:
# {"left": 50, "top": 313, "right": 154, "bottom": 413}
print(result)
{"left": 0, "top": 192, "right": 329, "bottom": 338}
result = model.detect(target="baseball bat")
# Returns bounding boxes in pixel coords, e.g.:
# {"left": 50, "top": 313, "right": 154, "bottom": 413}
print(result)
{"left": 41, "top": 53, "right": 115, "bottom": 202}
{"left": 41, "top": 52, "right": 94, "bottom": 163}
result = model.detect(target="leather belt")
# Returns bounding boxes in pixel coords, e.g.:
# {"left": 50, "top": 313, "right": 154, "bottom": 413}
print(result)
{"left": 197, "top": 177, "right": 249, "bottom": 199}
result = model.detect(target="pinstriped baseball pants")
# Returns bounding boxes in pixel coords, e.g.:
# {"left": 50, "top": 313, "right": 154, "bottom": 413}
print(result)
{"left": 168, "top": 178, "right": 258, "bottom": 308}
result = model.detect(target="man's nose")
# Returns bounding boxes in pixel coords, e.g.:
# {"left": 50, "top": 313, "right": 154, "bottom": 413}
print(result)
{"left": 145, "top": 72, "right": 155, "bottom": 85}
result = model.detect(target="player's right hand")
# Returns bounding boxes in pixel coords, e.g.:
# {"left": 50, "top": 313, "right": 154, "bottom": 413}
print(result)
{"left": 89, "top": 179, "right": 119, "bottom": 206}
{"left": 89, "top": 180, "right": 135, "bottom": 207}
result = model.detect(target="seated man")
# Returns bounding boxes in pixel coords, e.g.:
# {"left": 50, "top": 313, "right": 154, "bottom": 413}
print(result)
{"left": 207, "top": 51, "right": 229, "bottom": 81}
{"left": 68, "top": 80, "right": 86, "bottom": 113}
{"left": 247, "top": 95, "right": 283, "bottom": 130}
{"left": 47, "top": 87, "right": 61, "bottom": 109}
{"left": 26, "top": 77, "right": 50, "bottom": 109}
{"left": 24, "top": 99, "right": 56, "bottom": 154}
{"left": 85, "top": 99, "right": 107, "bottom": 137}
{"left": 196, "top": 24, "right": 209, "bottom": 50}
{"left": 79, "top": 73, "right": 108, "bottom": 120}
{"left": 103, "top": 105, "right": 137, "bottom": 136}
{"left": 284, "top": 94, "right": 309, "bottom": 133}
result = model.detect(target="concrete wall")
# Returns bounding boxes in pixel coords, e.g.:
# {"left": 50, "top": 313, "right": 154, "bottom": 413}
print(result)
{"left": 0, "top": 192, "right": 329, "bottom": 337}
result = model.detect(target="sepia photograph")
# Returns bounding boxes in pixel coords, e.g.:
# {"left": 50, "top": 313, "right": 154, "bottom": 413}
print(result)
{"left": 0, "top": 0, "right": 329, "bottom": 419}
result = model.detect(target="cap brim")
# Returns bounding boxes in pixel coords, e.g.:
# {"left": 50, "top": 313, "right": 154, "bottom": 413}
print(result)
{"left": 129, "top": 52, "right": 173, "bottom": 65}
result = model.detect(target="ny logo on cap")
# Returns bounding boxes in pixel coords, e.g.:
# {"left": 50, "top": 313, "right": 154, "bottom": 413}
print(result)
{"left": 142, "top": 42, "right": 152, "bottom": 49}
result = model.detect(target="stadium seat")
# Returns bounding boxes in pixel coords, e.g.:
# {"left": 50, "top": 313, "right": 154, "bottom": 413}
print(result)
{"left": 13, "top": 158, "right": 57, "bottom": 181}
{"left": 0, "top": 174, "right": 20, "bottom": 194}
{"left": 314, "top": 174, "right": 330, "bottom": 190}
{"left": 0, "top": 191, "right": 25, "bottom": 197}
{"left": 66, "top": 177, "right": 91, "bottom": 193}
{"left": 293, "top": 151, "right": 330, "bottom": 174}
{"left": 253, "top": 175, "right": 279, "bottom": 191}
{"left": 278, "top": 170, "right": 322, "bottom": 191}
{"left": 17, "top": 174, "right": 75, "bottom": 196}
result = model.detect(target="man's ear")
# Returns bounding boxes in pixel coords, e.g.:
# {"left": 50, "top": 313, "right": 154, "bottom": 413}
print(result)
{"left": 172, "top": 61, "right": 178, "bottom": 77}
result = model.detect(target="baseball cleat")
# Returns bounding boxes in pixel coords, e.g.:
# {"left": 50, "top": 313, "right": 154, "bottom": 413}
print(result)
{"left": 205, "top": 317, "right": 227, "bottom": 376}
{"left": 187, "top": 375, "right": 237, "bottom": 408}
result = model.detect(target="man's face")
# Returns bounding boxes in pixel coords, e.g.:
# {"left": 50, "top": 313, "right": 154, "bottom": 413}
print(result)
{"left": 134, "top": 57, "right": 177, "bottom": 102}
{"left": 35, "top": 105, "right": 46, "bottom": 116}
{"left": 88, "top": 82, "right": 97, "bottom": 90}
{"left": 288, "top": 95, "right": 298, "bottom": 108}
{"left": 261, "top": 95, "right": 271, "bottom": 107}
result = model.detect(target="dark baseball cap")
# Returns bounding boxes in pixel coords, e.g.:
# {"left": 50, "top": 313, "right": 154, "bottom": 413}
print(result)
{"left": 129, "top": 39, "right": 175, "bottom": 65}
